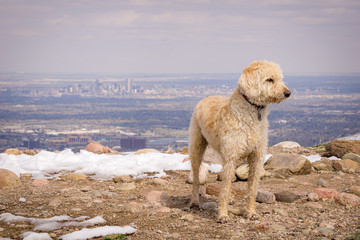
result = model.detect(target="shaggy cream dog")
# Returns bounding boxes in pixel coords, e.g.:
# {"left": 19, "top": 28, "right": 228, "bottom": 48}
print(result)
{"left": 189, "top": 60, "right": 291, "bottom": 223}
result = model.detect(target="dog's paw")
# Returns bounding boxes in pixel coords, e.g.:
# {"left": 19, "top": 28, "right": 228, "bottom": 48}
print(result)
{"left": 245, "top": 211, "right": 259, "bottom": 220}
{"left": 217, "top": 215, "right": 228, "bottom": 224}
{"left": 190, "top": 202, "right": 200, "bottom": 211}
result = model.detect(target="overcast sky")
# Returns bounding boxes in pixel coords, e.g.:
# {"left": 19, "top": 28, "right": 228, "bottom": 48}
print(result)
{"left": 0, "top": 0, "right": 359, "bottom": 74}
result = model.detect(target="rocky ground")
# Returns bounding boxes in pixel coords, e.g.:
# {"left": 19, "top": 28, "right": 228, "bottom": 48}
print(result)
{"left": 1, "top": 143, "right": 360, "bottom": 240}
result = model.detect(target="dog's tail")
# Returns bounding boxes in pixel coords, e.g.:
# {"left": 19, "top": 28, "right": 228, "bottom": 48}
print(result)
{"left": 189, "top": 114, "right": 208, "bottom": 171}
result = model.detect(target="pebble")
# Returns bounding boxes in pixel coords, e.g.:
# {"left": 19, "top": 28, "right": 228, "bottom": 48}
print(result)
{"left": 349, "top": 185, "right": 360, "bottom": 197}
{"left": 316, "top": 227, "right": 335, "bottom": 236}
{"left": 156, "top": 206, "right": 171, "bottom": 213}
{"left": 62, "top": 172, "right": 87, "bottom": 181}
{"left": 113, "top": 175, "right": 132, "bottom": 183}
{"left": 316, "top": 178, "right": 327, "bottom": 187}
{"left": 180, "top": 213, "right": 194, "bottom": 221}
{"left": 80, "top": 186, "right": 92, "bottom": 192}
{"left": 307, "top": 192, "right": 319, "bottom": 202}
{"left": 151, "top": 178, "right": 166, "bottom": 185}
{"left": 32, "top": 179, "right": 50, "bottom": 187}
{"left": 304, "top": 202, "right": 323, "bottom": 209}
{"left": 201, "top": 202, "right": 217, "bottom": 211}
{"left": 49, "top": 198, "right": 62, "bottom": 207}
{"left": 117, "top": 182, "right": 136, "bottom": 191}
{"left": 319, "top": 221, "right": 335, "bottom": 230}
{"left": 269, "top": 224, "right": 286, "bottom": 232}
{"left": 274, "top": 191, "right": 300, "bottom": 203}
{"left": 124, "top": 202, "right": 143, "bottom": 213}
{"left": 146, "top": 191, "right": 169, "bottom": 203}
{"left": 272, "top": 208, "right": 288, "bottom": 216}
{"left": 70, "top": 208, "right": 82, "bottom": 212}
{"left": 256, "top": 190, "right": 276, "bottom": 204}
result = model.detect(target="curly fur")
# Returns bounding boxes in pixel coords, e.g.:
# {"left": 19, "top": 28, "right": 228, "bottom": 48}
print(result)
{"left": 189, "top": 60, "right": 291, "bottom": 223}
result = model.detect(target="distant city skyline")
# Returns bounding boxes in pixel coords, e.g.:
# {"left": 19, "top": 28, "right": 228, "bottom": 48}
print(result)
{"left": 0, "top": 0, "right": 359, "bottom": 74}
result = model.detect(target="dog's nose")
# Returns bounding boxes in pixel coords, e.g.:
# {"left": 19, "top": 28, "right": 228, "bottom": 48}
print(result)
{"left": 284, "top": 90, "right": 291, "bottom": 98}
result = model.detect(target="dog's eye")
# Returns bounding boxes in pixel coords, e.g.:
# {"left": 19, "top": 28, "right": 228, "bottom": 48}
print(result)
{"left": 266, "top": 78, "right": 274, "bottom": 83}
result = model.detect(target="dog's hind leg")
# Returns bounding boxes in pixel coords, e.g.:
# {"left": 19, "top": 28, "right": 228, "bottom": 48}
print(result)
{"left": 189, "top": 116, "right": 207, "bottom": 209}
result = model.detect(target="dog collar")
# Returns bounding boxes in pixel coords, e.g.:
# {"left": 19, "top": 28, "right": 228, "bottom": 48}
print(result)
{"left": 242, "top": 94, "right": 265, "bottom": 121}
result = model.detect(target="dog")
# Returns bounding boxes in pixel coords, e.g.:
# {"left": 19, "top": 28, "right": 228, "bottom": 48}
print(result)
{"left": 189, "top": 60, "right": 291, "bottom": 223}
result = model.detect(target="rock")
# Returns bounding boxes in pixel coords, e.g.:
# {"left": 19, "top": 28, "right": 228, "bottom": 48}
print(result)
{"left": 218, "top": 170, "right": 237, "bottom": 182}
{"left": 307, "top": 192, "right": 319, "bottom": 202}
{"left": 22, "top": 149, "right": 36, "bottom": 155}
{"left": 312, "top": 158, "right": 334, "bottom": 171}
{"left": 269, "top": 224, "right": 286, "bottom": 232}
{"left": 4, "top": 148, "right": 22, "bottom": 155}
{"left": 187, "top": 163, "right": 208, "bottom": 185}
{"left": 156, "top": 206, "right": 171, "bottom": 213}
{"left": 203, "top": 146, "right": 222, "bottom": 164}
{"left": 0, "top": 169, "right": 21, "bottom": 189}
{"left": 319, "top": 221, "right": 335, "bottom": 230}
{"left": 256, "top": 190, "right": 276, "bottom": 204}
{"left": 32, "top": 179, "right": 49, "bottom": 186}
{"left": 145, "top": 191, "right": 169, "bottom": 203}
{"left": 135, "top": 148, "right": 160, "bottom": 155}
{"left": 273, "top": 141, "right": 301, "bottom": 148}
{"left": 334, "top": 192, "right": 360, "bottom": 207}
{"left": 180, "top": 213, "right": 194, "bottom": 221}
{"left": 151, "top": 178, "right": 166, "bottom": 185}
{"left": 264, "top": 153, "right": 311, "bottom": 175}
{"left": 205, "top": 184, "right": 246, "bottom": 197}
{"left": 117, "top": 182, "right": 136, "bottom": 191}
{"left": 272, "top": 208, "right": 288, "bottom": 216}
{"left": 49, "top": 198, "right": 62, "bottom": 207}
{"left": 304, "top": 202, "right": 323, "bottom": 209}
{"left": 113, "top": 175, "right": 132, "bottom": 183}
{"left": 235, "top": 164, "right": 266, "bottom": 180}
{"left": 274, "top": 191, "right": 300, "bottom": 203}
{"left": 84, "top": 142, "right": 112, "bottom": 154}
{"left": 124, "top": 202, "right": 143, "bottom": 213}
{"left": 325, "top": 140, "right": 360, "bottom": 158}
{"left": 349, "top": 186, "right": 360, "bottom": 197}
{"left": 316, "top": 227, "right": 335, "bottom": 236}
{"left": 342, "top": 153, "right": 360, "bottom": 164}
{"left": 316, "top": 178, "right": 327, "bottom": 187}
{"left": 312, "top": 188, "right": 339, "bottom": 199}
{"left": 80, "top": 186, "right": 92, "bottom": 192}
{"left": 201, "top": 202, "right": 218, "bottom": 211}
{"left": 61, "top": 172, "right": 87, "bottom": 181}
{"left": 332, "top": 159, "right": 360, "bottom": 173}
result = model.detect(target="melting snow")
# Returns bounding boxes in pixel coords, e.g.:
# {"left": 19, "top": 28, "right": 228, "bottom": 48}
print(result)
{"left": 0, "top": 213, "right": 136, "bottom": 240}
{"left": 59, "top": 226, "right": 137, "bottom": 240}
{"left": 0, "top": 150, "right": 197, "bottom": 179}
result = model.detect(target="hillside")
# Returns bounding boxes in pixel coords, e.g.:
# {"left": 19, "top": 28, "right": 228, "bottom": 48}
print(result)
{"left": 0, "top": 141, "right": 360, "bottom": 240}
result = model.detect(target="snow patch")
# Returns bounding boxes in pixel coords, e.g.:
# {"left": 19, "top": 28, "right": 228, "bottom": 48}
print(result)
{"left": 59, "top": 226, "right": 137, "bottom": 240}
{"left": 20, "top": 232, "right": 52, "bottom": 240}
{"left": 0, "top": 150, "right": 194, "bottom": 179}
{"left": 0, "top": 213, "right": 136, "bottom": 240}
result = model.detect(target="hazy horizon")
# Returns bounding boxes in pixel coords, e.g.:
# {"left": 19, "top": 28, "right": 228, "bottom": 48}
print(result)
{"left": 0, "top": 0, "right": 359, "bottom": 74}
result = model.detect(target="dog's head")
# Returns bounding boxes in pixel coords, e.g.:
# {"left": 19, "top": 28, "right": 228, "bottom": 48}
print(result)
{"left": 238, "top": 60, "right": 291, "bottom": 106}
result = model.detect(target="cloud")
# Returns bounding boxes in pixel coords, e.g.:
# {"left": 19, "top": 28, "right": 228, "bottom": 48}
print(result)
{"left": 89, "top": 11, "right": 140, "bottom": 27}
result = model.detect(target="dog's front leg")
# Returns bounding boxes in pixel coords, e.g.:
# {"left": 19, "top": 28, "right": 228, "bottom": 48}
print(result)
{"left": 217, "top": 160, "right": 235, "bottom": 223}
{"left": 246, "top": 151, "right": 262, "bottom": 219}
